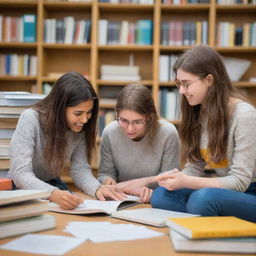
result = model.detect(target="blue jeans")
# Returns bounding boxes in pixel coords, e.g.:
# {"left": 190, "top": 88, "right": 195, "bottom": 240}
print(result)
{"left": 151, "top": 183, "right": 256, "bottom": 223}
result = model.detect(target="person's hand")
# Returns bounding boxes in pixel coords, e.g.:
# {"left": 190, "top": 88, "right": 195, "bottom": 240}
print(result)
{"left": 95, "top": 185, "right": 127, "bottom": 201}
{"left": 155, "top": 169, "right": 188, "bottom": 191}
{"left": 49, "top": 190, "right": 83, "bottom": 210}
{"left": 123, "top": 186, "right": 153, "bottom": 203}
{"left": 103, "top": 177, "right": 117, "bottom": 185}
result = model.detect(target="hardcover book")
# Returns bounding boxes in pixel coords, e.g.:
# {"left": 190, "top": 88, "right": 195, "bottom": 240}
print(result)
{"left": 0, "top": 214, "right": 56, "bottom": 239}
{"left": 166, "top": 216, "right": 256, "bottom": 239}
{"left": 0, "top": 190, "right": 50, "bottom": 206}
{"left": 170, "top": 229, "right": 256, "bottom": 254}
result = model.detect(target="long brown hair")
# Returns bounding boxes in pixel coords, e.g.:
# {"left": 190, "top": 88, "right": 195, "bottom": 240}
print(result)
{"left": 33, "top": 72, "right": 99, "bottom": 172}
{"left": 173, "top": 45, "right": 244, "bottom": 163}
{"left": 116, "top": 84, "right": 159, "bottom": 145}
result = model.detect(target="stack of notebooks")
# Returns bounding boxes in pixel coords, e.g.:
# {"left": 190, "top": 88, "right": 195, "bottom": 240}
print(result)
{"left": 0, "top": 190, "right": 56, "bottom": 239}
{"left": 167, "top": 216, "right": 256, "bottom": 254}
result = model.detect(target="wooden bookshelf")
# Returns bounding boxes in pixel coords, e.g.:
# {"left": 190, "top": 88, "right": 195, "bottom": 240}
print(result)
{"left": 0, "top": 0, "right": 256, "bottom": 172}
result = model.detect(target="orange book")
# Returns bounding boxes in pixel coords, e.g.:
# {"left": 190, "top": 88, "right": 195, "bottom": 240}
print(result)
{"left": 0, "top": 178, "right": 12, "bottom": 190}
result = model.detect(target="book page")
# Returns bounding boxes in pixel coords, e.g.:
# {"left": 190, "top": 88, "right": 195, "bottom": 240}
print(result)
{"left": 48, "top": 195, "right": 140, "bottom": 215}
{"left": 111, "top": 208, "right": 198, "bottom": 227}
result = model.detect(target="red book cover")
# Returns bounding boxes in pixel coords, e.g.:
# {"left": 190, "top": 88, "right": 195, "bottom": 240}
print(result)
{"left": 0, "top": 178, "right": 12, "bottom": 190}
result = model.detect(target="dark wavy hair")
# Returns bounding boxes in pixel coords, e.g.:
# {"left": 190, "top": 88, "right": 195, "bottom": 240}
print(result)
{"left": 33, "top": 72, "right": 99, "bottom": 172}
{"left": 173, "top": 45, "right": 244, "bottom": 163}
{"left": 116, "top": 84, "right": 159, "bottom": 145}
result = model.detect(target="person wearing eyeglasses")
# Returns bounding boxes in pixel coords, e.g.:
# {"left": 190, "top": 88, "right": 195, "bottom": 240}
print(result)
{"left": 151, "top": 45, "right": 256, "bottom": 222}
{"left": 98, "top": 84, "right": 180, "bottom": 203}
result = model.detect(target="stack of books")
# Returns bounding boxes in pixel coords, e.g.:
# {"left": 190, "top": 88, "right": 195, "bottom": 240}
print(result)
{"left": 167, "top": 216, "right": 256, "bottom": 254}
{"left": 0, "top": 190, "right": 56, "bottom": 239}
{"left": 0, "top": 91, "right": 45, "bottom": 172}
{"left": 100, "top": 64, "right": 141, "bottom": 81}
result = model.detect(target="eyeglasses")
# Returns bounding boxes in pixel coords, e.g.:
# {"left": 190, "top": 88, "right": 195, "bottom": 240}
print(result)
{"left": 117, "top": 117, "right": 146, "bottom": 128}
{"left": 175, "top": 77, "right": 202, "bottom": 90}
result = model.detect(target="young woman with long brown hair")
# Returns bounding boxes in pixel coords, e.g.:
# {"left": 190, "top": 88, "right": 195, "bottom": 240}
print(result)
{"left": 98, "top": 84, "right": 179, "bottom": 202}
{"left": 9, "top": 72, "right": 125, "bottom": 210}
{"left": 151, "top": 45, "right": 256, "bottom": 222}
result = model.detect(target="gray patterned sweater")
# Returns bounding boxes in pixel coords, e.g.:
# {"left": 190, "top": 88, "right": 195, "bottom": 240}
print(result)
{"left": 8, "top": 109, "right": 101, "bottom": 197}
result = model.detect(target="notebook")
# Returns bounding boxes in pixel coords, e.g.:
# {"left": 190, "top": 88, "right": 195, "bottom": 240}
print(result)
{"left": 111, "top": 207, "right": 199, "bottom": 227}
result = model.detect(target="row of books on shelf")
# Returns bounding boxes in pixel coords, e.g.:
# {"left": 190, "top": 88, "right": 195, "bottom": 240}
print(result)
{"left": 217, "top": 0, "right": 256, "bottom": 4}
{"left": 0, "top": 54, "right": 37, "bottom": 76}
{"left": 44, "top": 18, "right": 91, "bottom": 44}
{"left": 159, "top": 88, "right": 180, "bottom": 121}
{"left": 47, "top": 0, "right": 92, "bottom": 2}
{"left": 159, "top": 54, "right": 179, "bottom": 82}
{"left": 98, "top": 109, "right": 116, "bottom": 136}
{"left": 0, "top": 14, "right": 36, "bottom": 43}
{"left": 159, "top": 54, "right": 252, "bottom": 83}
{"left": 98, "top": 19, "right": 152, "bottom": 45}
{"left": 99, "top": 0, "right": 154, "bottom": 3}
{"left": 161, "top": 21, "right": 208, "bottom": 46}
{"left": 162, "top": 0, "right": 209, "bottom": 4}
{"left": 217, "top": 22, "right": 256, "bottom": 47}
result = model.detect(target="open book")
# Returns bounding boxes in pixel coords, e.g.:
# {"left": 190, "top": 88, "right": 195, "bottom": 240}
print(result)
{"left": 48, "top": 195, "right": 140, "bottom": 215}
{"left": 111, "top": 208, "right": 198, "bottom": 227}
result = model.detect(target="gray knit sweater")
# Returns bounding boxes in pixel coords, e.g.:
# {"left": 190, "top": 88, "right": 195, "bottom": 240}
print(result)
{"left": 98, "top": 119, "right": 180, "bottom": 187}
{"left": 8, "top": 109, "right": 101, "bottom": 197}
{"left": 182, "top": 101, "right": 256, "bottom": 192}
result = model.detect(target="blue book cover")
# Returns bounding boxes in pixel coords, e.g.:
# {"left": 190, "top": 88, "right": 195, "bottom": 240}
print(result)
{"left": 136, "top": 20, "right": 153, "bottom": 45}
{"left": 23, "top": 14, "right": 37, "bottom": 42}
{"left": 5, "top": 54, "right": 11, "bottom": 75}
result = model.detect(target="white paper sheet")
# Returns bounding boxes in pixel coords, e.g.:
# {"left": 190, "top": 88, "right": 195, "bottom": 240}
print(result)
{"left": 64, "top": 221, "right": 164, "bottom": 243}
{"left": 0, "top": 234, "right": 84, "bottom": 255}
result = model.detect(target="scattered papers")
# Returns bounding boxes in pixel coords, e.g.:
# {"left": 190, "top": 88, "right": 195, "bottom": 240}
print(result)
{"left": 0, "top": 234, "right": 84, "bottom": 255}
{"left": 64, "top": 221, "right": 164, "bottom": 243}
{"left": 0, "top": 221, "right": 164, "bottom": 255}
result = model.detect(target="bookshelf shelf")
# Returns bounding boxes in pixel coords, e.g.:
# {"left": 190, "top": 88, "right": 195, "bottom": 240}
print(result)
{"left": 42, "top": 43, "right": 91, "bottom": 49}
{"left": 99, "top": 103, "right": 116, "bottom": 109}
{"left": 0, "top": 0, "right": 37, "bottom": 7}
{"left": 98, "top": 3, "right": 154, "bottom": 11}
{"left": 216, "top": 4, "right": 256, "bottom": 12}
{"left": 0, "top": 76, "right": 37, "bottom": 81}
{"left": 161, "top": 4, "right": 211, "bottom": 11}
{"left": 44, "top": 1, "right": 93, "bottom": 9}
{"left": 98, "top": 45, "right": 154, "bottom": 51}
{"left": 0, "top": 43, "right": 37, "bottom": 48}
{"left": 97, "top": 80, "right": 153, "bottom": 85}
{"left": 235, "top": 82, "right": 256, "bottom": 88}
{"left": 216, "top": 47, "right": 256, "bottom": 53}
